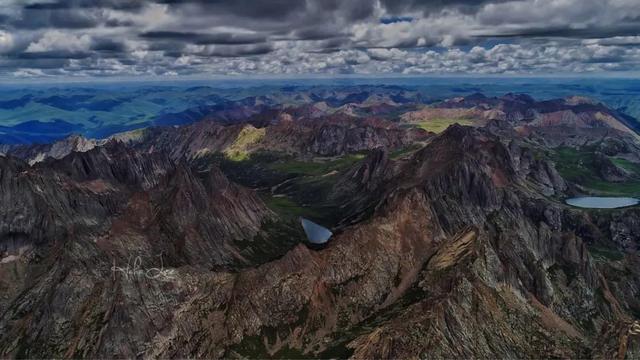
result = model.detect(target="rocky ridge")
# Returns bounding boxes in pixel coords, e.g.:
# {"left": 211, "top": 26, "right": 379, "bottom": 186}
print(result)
{"left": 0, "top": 93, "right": 639, "bottom": 358}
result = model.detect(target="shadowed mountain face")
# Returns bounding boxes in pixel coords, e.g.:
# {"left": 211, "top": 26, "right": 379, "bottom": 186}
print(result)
{"left": 1, "top": 90, "right": 640, "bottom": 359}
{"left": 0, "top": 141, "right": 289, "bottom": 272}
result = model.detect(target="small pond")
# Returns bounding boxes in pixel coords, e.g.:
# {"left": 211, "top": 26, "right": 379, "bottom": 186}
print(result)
{"left": 300, "top": 217, "right": 333, "bottom": 244}
{"left": 565, "top": 196, "right": 639, "bottom": 209}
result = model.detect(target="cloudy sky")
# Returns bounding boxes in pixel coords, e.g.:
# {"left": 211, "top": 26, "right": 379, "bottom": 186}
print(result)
{"left": 0, "top": 0, "right": 639, "bottom": 79}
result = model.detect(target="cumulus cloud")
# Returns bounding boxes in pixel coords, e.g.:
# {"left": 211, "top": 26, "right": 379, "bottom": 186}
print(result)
{"left": 0, "top": 0, "right": 638, "bottom": 78}
{"left": 25, "top": 30, "right": 91, "bottom": 53}
{"left": 0, "top": 31, "right": 14, "bottom": 54}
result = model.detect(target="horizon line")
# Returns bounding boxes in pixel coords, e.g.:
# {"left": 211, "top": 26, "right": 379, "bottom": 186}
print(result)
{"left": 1, "top": 72, "right": 640, "bottom": 86}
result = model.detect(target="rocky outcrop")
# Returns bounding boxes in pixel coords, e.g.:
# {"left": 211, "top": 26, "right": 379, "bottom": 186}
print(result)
{"left": 330, "top": 148, "right": 393, "bottom": 226}
{"left": 505, "top": 138, "right": 568, "bottom": 195}
{"left": 607, "top": 209, "right": 640, "bottom": 252}
{"left": 131, "top": 114, "right": 429, "bottom": 160}
{"left": 0, "top": 142, "right": 283, "bottom": 273}
{"left": 593, "top": 152, "right": 631, "bottom": 182}
{"left": 0, "top": 119, "right": 639, "bottom": 359}
{"left": 308, "top": 122, "right": 421, "bottom": 156}
{"left": 434, "top": 93, "right": 640, "bottom": 148}
{"left": 138, "top": 125, "right": 630, "bottom": 358}
{"left": 4, "top": 134, "right": 99, "bottom": 165}
{"left": 151, "top": 127, "right": 639, "bottom": 357}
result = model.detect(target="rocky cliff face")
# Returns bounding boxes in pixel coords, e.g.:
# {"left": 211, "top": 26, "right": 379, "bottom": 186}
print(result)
{"left": 122, "top": 112, "right": 428, "bottom": 160}
{"left": 593, "top": 152, "right": 631, "bottom": 182}
{"left": 1, "top": 94, "right": 639, "bottom": 359}
{"left": 140, "top": 126, "right": 638, "bottom": 358}
{"left": 305, "top": 119, "right": 425, "bottom": 156}
{"left": 430, "top": 93, "right": 640, "bottom": 149}
{"left": 0, "top": 142, "right": 294, "bottom": 358}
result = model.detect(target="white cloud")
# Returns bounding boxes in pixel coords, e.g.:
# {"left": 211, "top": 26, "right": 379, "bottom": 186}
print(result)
{"left": 583, "top": 36, "right": 640, "bottom": 46}
{"left": 0, "top": 31, "right": 13, "bottom": 54}
{"left": 0, "top": 0, "right": 639, "bottom": 78}
{"left": 367, "top": 48, "right": 408, "bottom": 61}
{"left": 25, "top": 30, "right": 91, "bottom": 53}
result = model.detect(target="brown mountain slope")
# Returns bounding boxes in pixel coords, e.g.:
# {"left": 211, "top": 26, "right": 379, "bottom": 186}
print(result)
{"left": 1, "top": 124, "right": 639, "bottom": 358}
{"left": 141, "top": 126, "right": 637, "bottom": 358}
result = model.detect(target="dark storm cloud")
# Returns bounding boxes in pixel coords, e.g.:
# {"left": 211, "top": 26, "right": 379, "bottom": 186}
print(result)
{"left": 290, "top": 27, "right": 347, "bottom": 41}
{"left": 482, "top": 25, "right": 640, "bottom": 40}
{"left": 4, "top": 0, "right": 144, "bottom": 32}
{"left": 155, "top": 0, "right": 307, "bottom": 20}
{"left": 140, "top": 31, "right": 267, "bottom": 45}
{"left": 23, "top": 0, "right": 145, "bottom": 11}
{"left": 0, "top": 14, "right": 10, "bottom": 28}
{"left": 17, "top": 50, "right": 92, "bottom": 59}
{"left": 146, "top": 40, "right": 186, "bottom": 53}
{"left": 155, "top": 0, "right": 376, "bottom": 34}
{"left": 380, "top": 0, "right": 509, "bottom": 14}
{"left": 90, "top": 38, "right": 127, "bottom": 52}
{"left": 11, "top": 8, "right": 103, "bottom": 29}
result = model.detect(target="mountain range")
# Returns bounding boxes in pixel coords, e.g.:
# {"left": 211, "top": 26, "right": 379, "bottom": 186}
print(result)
{"left": 1, "top": 78, "right": 639, "bottom": 145}
{"left": 0, "top": 86, "right": 639, "bottom": 358}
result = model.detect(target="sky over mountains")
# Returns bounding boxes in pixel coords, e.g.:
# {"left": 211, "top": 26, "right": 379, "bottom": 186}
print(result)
{"left": 0, "top": 0, "right": 639, "bottom": 79}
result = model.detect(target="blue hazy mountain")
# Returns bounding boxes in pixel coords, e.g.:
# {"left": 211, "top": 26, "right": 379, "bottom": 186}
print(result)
{"left": 0, "top": 77, "right": 638, "bottom": 144}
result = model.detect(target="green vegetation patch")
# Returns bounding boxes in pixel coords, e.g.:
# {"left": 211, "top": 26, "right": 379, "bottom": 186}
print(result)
{"left": 211, "top": 150, "right": 368, "bottom": 226}
{"left": 260, "top": 194, "right": 324, "bottom": 220}
{"left": 224, "top": 125, "right": 266, "bottom": 161}
{"left": 413, "top": 118, "right": 475, "bottom": 133}
{"left": 549, "top": 147, "right": 594, "bottom": 181}
{"left": 267, "top": 152, "right": 367, "bottom": 176}
{"left": 611, "top": 157, "right": 640, "bottom": 174}
{"left": 582, "top": 180, "right": 640, "bottom": 197}
{"left": 551, "top": 146, "right": 640, "bottom": 196}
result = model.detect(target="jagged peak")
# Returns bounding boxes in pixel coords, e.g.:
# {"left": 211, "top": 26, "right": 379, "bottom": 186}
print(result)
{"left": 437, "top": 122, "right": 479, "bottom": 140}
{"left": 501, "top": 93, "right": 535, "bottom": 103}
{"left": 410, "top": 123, "right": 516, "bottom": 183}
{"left": 50, "top": 133, "right": 97, "bottom": 150}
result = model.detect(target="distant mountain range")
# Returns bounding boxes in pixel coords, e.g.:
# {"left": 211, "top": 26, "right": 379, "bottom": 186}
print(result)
{"left": 0, "top": 78, "right": 638, "bottom": 144}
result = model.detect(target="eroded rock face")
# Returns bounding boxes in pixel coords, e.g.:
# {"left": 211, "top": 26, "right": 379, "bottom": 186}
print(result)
{"left": 507, "top": 138, "right": 568, "bottom": 196}
{"left": 432, "top": 93, "right": 640, "bottom": 150}
{"left": 307, "top": 121, "right": 421, "bottom": 156}
{"left": 142, "top": 126, "right": 632, "bottom": 358}
{"left": 3, "top": 135, "right": 99, "bottom": 165}
{"left": 146, "top": 114, "right": 429, "bottom": 159}
{"left": 0, "top": 124, "right": 639, "bottom": 359}
{"left": 608, "top": 209, "right": 640, "bottom": 252}
{"left": 330, "top": 148, "right": 392, "bottom": 226}
{"left": 593, "top": 152, "right": 631, "bottom": 182}
{"left": 0, "top": 142, "right": 286, "bottom": 355}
